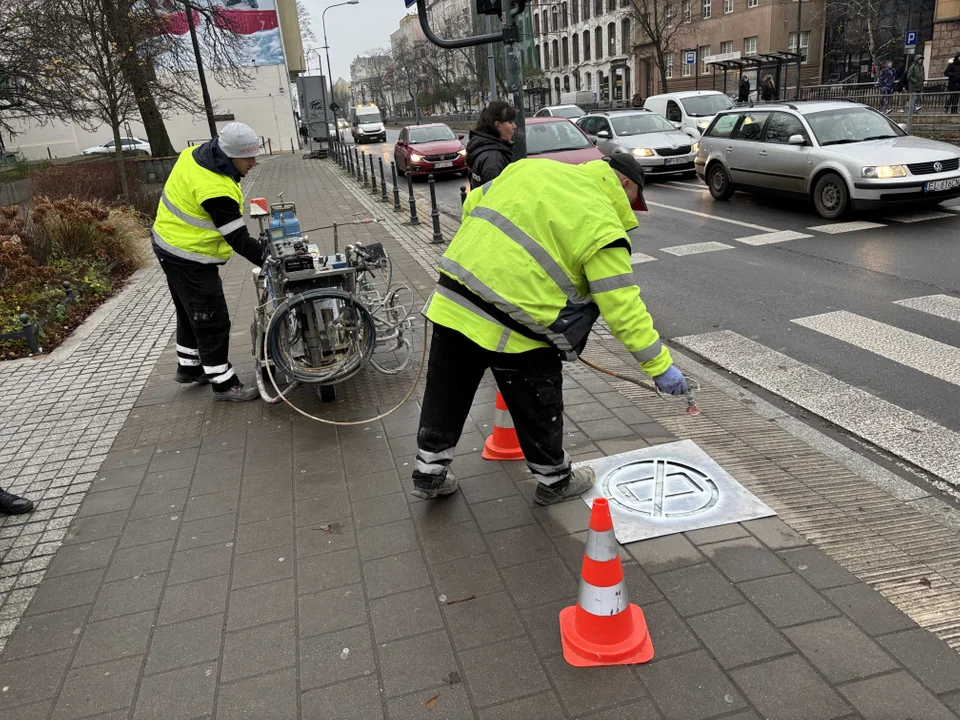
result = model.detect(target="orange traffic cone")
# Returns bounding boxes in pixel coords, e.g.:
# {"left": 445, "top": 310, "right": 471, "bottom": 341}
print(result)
{"left": 559, "top": 497, "right": 654, "bottom": 667}
{"left": 482, "top": 390, "right": 525, "bottom": 461}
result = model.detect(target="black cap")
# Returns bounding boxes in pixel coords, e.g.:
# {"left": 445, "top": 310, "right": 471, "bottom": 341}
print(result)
{"left": 603, "top": 154, "right": 647, "bottom": 211}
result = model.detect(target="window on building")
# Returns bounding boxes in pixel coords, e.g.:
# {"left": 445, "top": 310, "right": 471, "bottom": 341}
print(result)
{"left": 724, "top": 0, "right": 733, "bottom": 11}
{"left": 564, "top": 75, "right": 571, "bottom": 91}
{"left": 534, "top": 13, "right": 540, "bottom": 35}
{"left": 744, "top": 35, "right": 757, "bottom": 55}
{"left": 583, "top": 30, "right": 591, "bottom": 60}
{"left": 574, "top": 69, "right": 581, "bottom": 89}
{"left": 682, "top": 57, "right": 691, "bottom": 76}
{"left": 585, "top": 71, "right": 592, "bottom": 91}
{"left": 702, "top": 0, "right": 711, "bottom": 18}
{"left": 536, "top": 44, "right": 542, "bottom": 68}
{"left": 573, "top": 33, "right": 580, "bottom": 63}
{"left": 665, "top": 54, "right": 673, "bottom": 79}
{"left": 608, "top": 0, "right": 616, "bottom": 11}
{"left": 936, "top": 0, "right": 960, "bottom": 18}
{"left": 700, "top": 44, "right": 711, "bottom": 73}
{"left": 621, "top": 0, "right": 630, "bottom": 6}
{"left": 583, "top": 0, "right": 590, "bottom": 20}
{"left": 608, "top": 22, "right": 616, "bottom": 55}
{"left": 595, "top": 0, "right": 603, "bottom": 16}
{"left": 562, "top": 36, "right": 569, "bottom": 65}
{"left": 596, "top": 26, "right": 603, "bottom": 58}
{"left": 562, "top": 1, "right": 569, "bottom": 26}
{"left": 747, "top": 0, "right": 757, "bottom": 7}
{"left": 683, "top": 0, "right": 692, "bottom": 20}
{"left": 621, "top": 18, "right": 631, "bottom": 54}
{"left": 788, "top": 31, "right": 809, "bottom": 62}
{"left": 572, "top": 0, "right": 579, "bottom": 23}
{"left": 721, "top": 40, "right": 733, "bottom": 54}
{"left": 553, "top": 39, "right": 560, "bottom": 67}
{"left": 552, "top": 7, "right": 559, "bottom": 31}
{"left": 555, "top": 76, "right": 562, "bottom": 104}
{"left": 666, "top": 4, "right": 675, "bottom": 25}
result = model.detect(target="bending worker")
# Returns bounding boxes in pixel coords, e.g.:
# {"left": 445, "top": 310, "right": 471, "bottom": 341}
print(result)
{"left": 412, "top": 153, "right": 687, "bottom": 506}
{"left": 152, "top": 122, "right": 266, "bottom": 402}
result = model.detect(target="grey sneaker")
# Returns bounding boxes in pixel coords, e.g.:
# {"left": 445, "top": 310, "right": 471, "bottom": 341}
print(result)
{"left": 411, "top": 470, "right": 459, "bottom": 500}
{"left": 213, "top": 384, "right": 260, "bottom": 402}
{"left": 535, "top": 466, "right": 596, "bottom": 506}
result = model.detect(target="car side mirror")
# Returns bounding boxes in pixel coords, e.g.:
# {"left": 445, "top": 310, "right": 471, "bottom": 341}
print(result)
{"left": 670, "top": 120, "right": 682, "bottom": 128}
{"left": 788, "top": 134, "right": 806, "bottom": 146}
{"left": 458, "top": 133, "right": 465, "bottom": 140}
{"left": 596, "top": 130, "right": 611, "bottom": 138}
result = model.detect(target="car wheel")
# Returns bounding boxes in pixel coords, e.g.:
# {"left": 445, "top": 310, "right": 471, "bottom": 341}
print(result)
{"left": 707, "top": 163, "right": 734, "bottom": 200}
{"left": 813, "top": 173, "right": 849, "bottom": 219}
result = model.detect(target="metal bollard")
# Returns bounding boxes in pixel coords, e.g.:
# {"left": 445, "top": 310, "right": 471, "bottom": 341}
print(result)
{"left": 63, "top": 281, "right": 76, "bottom": 304}
{"left": 407, "top": 170, "right": 420, "bottom": 225}
{"left": 291, "top": 138, "right": 295, "bottom": 154}
{"left": 354, "top": 148, "right": 361, "bottom": 180}
{"left": 379, "top": 158, "right": 388, "bottom": 202}
{"left": 460, "top": 185, "right": 468, "bottom": 205}
{"left": 362, "top": 152, "right": 368, "bottom": 186}
{"left": 347, "top": 146, "right": 353, "bottom": 174}
{"left": 391, "top": 161, "right": 402, "bottom": 212}
{"left": 428, "top": 175, "right": 443, "bottom": 244}
{"left": 370, "top": 155, "right": 378, "bottom": 195}
{"left": 20, "top": 313, "right": 41, "bottom": 355}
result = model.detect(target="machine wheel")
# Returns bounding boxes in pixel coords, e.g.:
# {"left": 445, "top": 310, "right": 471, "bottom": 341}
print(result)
{"left": 708, "top": 163, "right": 734, "bottom": 200}
{"left": 813, "top": 172, "right": 849, "bottom": 219}
{"left": 319, "top": 385, "right": 337, "bottom": 403}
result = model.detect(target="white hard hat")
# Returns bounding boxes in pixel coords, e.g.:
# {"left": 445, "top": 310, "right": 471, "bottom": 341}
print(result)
{"left": 218, "top": 122, "right": 261, "bottom": 158}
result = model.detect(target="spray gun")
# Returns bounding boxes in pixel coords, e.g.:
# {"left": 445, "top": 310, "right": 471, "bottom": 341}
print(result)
{"left": 579, "top": 359, "right": 701, "bottom": 416}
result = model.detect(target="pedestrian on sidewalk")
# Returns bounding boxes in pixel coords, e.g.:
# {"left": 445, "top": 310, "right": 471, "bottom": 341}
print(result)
{"left": 737, "top": 75, "right": 751, "bottom": 103}
{"left": 760, "top": 75, "right": 777, "bottom": 102}
{"left": 0, "top": 486, "right": 33, "bottom": 515}
{"left": 412, "top": 153, "right": 686, "bottom": 506}
{"left": 465, "top": 100, "right": 517, "bottom": 187}
{"left": 944, "top": 54, "right": 960, "bottom": 113}
{"left": 878, "top": 60, "right": 896, "bottom": 114}
{"left": 907, "top": 55, "right": 925, "bottom": 111}
{"left": 151, "top": 122, "right": 267, "bottom": 402}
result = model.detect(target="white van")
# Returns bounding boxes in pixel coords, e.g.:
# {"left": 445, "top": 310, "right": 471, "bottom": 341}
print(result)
{"left": 350, "top": 103, "right": 386, "bottom": 144}
{"left": 560, "top": 90, "right": 594, "bottom": 106}
{"left": 643, "top": 91, "right": 736, "bottom": 139}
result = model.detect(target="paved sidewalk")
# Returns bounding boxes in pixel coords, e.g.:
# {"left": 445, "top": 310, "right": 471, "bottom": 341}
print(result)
{"left": 0, "top": 154, "right": 959, "bottom": 719}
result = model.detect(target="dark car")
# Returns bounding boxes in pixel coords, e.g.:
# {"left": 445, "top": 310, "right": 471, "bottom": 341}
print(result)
{"left": 394, "top": 124, "right": 467, "bottom": 178}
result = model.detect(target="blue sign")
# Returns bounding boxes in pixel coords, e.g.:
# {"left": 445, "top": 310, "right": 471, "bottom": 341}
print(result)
{"left": 405, "top": 0, "right": 416, "bottom": 7}
{"left": 904, "top": 30, "right": 918, "bottom": 47}
{"left": 684, "top": 50, "right": 697, "bottom": 65}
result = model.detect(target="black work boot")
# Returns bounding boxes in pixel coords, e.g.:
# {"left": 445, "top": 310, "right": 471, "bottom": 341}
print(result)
{"left": 175, "top": 370, "right": 209, "bottom": 385}
{"left": 534, "top": 466, "right": 596, "bottom": 506}
{"left": 213, "top": 384, "right": 260, "bottom": 402}
{"left": 0, "top": 488, "right": 34, "bottom": 515}
{"left": 411, "top": 470, "right": 459, "bottom": 500}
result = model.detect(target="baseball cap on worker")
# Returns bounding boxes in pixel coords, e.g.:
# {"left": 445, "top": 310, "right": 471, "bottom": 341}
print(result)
{"left": 218, "top": 122, "right": 261, "bottom": 158}
{"left": 603, "top": 153, "right": 648, "bottom": 211}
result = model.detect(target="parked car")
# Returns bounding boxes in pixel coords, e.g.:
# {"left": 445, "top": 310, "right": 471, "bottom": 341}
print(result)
{"left": 82, "top": 137, "right": 152, "bottom": 157}
{"left": 525, "top": 116, "right": 603, "bottom": 164}
{"left": 534, "top": 104, "right": 586, "bottom": 119}
{"left": 576, "top": 110, "right": 697, "bottom": 177}
{"left": 644, "top": 91, "right": 735, "bottom": 139}
{"left": 394, "top": 123, "right": 467, "bottom": 178}
{"left": 696, "top": 101, "right": 960, "bottom": 219}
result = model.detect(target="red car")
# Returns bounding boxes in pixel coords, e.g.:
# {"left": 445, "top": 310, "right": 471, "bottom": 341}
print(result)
{"left": 395, "top": 124, "right": 467, "bottom": 178}
{"left": 525, "top": 116, "right": 604, "bottom": 164}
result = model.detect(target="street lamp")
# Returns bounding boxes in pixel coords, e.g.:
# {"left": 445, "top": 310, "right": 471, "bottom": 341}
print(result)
{"left": 322, "top": 0, "right": 360, "bottom": 144}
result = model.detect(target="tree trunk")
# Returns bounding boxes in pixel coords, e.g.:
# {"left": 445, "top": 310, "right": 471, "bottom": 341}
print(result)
{"left": 125, "top": 57, "right": 176, "bottom": 157}
{"left": 111, "top": 119, "right": 131, "bottom": 204}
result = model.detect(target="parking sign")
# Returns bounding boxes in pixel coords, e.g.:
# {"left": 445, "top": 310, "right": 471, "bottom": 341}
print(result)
{"left": 904, "top": 30, "right": 917, "bottom": 48}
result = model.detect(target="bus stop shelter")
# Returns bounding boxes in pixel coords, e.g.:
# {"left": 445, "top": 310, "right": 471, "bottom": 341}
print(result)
{"left": 708, "top": 51, "right": 802, "bottom": 100}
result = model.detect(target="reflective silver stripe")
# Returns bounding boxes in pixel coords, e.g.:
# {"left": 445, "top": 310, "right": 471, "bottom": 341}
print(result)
{"left": 203, "top": 363, "right": 230, "bottom": 374}
{"left": 211, "top": 368, "right": 236, "bottom": 385}
{"left": 527, "top": 451, "right": 570, "bottom": 476}
{"left": 493, "top": 406, "right": 515, "bottom": 429}
{"left": 469, "top": 206, "right": 583, "bottom": 305}
{"left": 438, "top": 258, "right": 573, "bottom": 355}
{"left": 177, "top": 357, "right": 201, "bottom": 367}
{"left": 162, "top": 190, "right": 217, "bottom": 230}
{"left": 577, "top": 579, "right": 630, "bottom": 617}
{"left": 495, "top": 326, "right": 511, "bottom": 352}
{"left": 152, "top": 230, "right": 223, "bottom": 265}
{"left": 589, "top": 273, "right": 637, "bottom": 294}
{"left": 434, "top": 285, "right": 502, "bottom": 326}
{"left": 218, "top": 218, "right": 246, "bottom": 235}
{"left": 480, "top": 180, "right": 494, "bottom": 195}
{"left": 417, "top": 447, "right": 455, "bottom": 463}
{"left": 632, "top": 339, "right": 664, "bottom": 363}
{"left": 585, "top": 529, "right": 619, "bottom": 562}
{"left": 176, "top": 344, "right": 199, "bottom": 356}
{"left": 416, "top": 460, "right": 446, "bottom": 475}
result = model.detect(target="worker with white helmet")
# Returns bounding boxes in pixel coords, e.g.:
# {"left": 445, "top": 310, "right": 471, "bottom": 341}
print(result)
{"left": 151, "top": 122, "right": 265, "bottom": 402}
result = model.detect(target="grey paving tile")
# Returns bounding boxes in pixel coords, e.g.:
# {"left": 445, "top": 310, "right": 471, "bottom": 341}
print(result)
{"left": 476, "top": 692, "right": 564, "bottom": 720}
{"left": 542, "top": 653, "right": 647, "bottom": 716}
{"left": 701, "top": 537, "right": 792, "bottom": 583}
{"left": 149, "top": 446, "right": 199, "bottom": 472}
{"left": 2, "top": 605, "right": 88, "bottom": 660}
{"left": 358, "top": 518, "right": 419, "bottom": 561}
{"left": 298, "top": 583, "right": 367, "bottom": 638}
{"left": 346, "top": 468, "right": 403, "bottom": 502}
{"left": 227, "top": 577, "right": 296, "bottom": 632}
{"left": 300, "top": 624, "right": 376, "bottom": 690}
{"left": 301, "top": 675, "right": 385, "bottom": 720}
{"left": 231, "top": 544, "right": 292, "bottom": 590}
{"left": 362, "top": 549, "right": 431, "bottom": 599}
{"left": 0, "top": 700, "right": 55, "bottom": 719}
{"left": 52, "top": 655, "right": 143, "bottom": 719}
{"left": 577, "top": 417, "right": 634, "bottom": 441}
{"left": 73, "top": 610, "right": 154, "bottom": 667}
{"left": 128, "top": 487, "right": 188, "bottom": 521}
{"left": 409, "top": 492, "right": 475, "bottom": 530}
{"left": 459, "top": 636, "right": 551, "bottom": 707}
{"left": 298, "top": 545, "right": 362, "bottom": 594}
{"left": 234, "top": 514, "right": 293, "bottom": 554}
{"left": 442, "top": 591, "right": 526, "bottom": 652}
{"left": 242, "top": 469, "right": 293, "bottom": 498}
{"left": 221, "top": 619, "right": 296, "bottom": 683}
{"left": 642, "top": 600, "right": 702, "bottom": 659}
{"left": 730, "top": 654, "right": 853, "bottom": 720}
{"left": 26, "top": 568, "right": 104, "bottom": 615}
{"left": 0, "top": 649, "right": 72, "bottom": 712}
{"left": 99, "top": 448, "right": 153, "bottom": 471}
{"left": 877, "top": 628, "right": 960, "bottom": 693}
{"left": 471, "top": 496, "right": 536, "bottom": 535}
{"left": 822, "top": 583, "right": 918, "bottom": 636}
{"left": 183, "top": 487, "right": 239, "bottom": 523}
{"left": 76, "top": 486, "right": 139, "bottom": 517}
{"left": 683, "top": 523, "right": 751, "bottom": 546}
{"left": 370, "top": 586, "right": 444, "bottom": 644}
{"left": 144, "top": 614, "right": 223, "bottom": 675}
{"left": 297, "top": 516, "right": 357, "bottom": 557}
{"left": 531, "top": 499, "right": 591, "bottom": 538}
{"left": 117, "top": 514, "right": 181, "bottom": 548}
{"left": 380, "top": 632, "right": 458, "bottom": 699}
{"left": 175, "top": 512, "right": 238, "bottom": 551}
{"left": 239, "top": 489, "right": 292, "bottom": 525}
{"left": 485, "top": 523, "right": 558, "bottom": 569}
{"left": 785, "top": 616, "right": 899, "bottom": 683}
{"left": 352, "top": 492, "right": 411, "bottom": 529}
{"left": 778, "top": 547, "right": 859, "bottom": 590}
{"left": 641, "top": 649, "right": 747, "bottom": 720}
{"left": 187, "top": 467, "right": 242, "bottom": 497}
{"left": 565, "top": 402, "right": 616, "bottom": 422}
{"left": 431, "top": 554, "right": 505, "bottom": 600}
{"left": 626, "top": 534, "right": 705, "bottom": 574}
{"left": 940, "top": 690, "right": 960, "bottom": 715}
{"left": 743, "top": 516, "right": 808, "bottom": 550}
{"left": 294, "top": 467, "right": 348, "bottom": 498}
{"left": 687, "top": 602, "right": 791, "bottom": 669}
{"left": 739, "top": 574, "right": 842, "bottom": 627}
{"left": 133, "top": 662, "right": 218, "bottom": 720}
{"left": 90, "top": 573, "right": 166, "bottom": 622}
{"left": 653, "top": 563, "right": 743, "bottom": 617}
{"left": 386, "top": 683, "right": 473, "bottom": 720}
{"left": 92, "top": 465, "right": 149, "bottom": 492}
{"left": 458, "top": 471, "right": 520, "bottom": 504}
{"left": 167, "top": 542, "right": 233, "bottom": 586}
{"left": 216, "top": 666, "right": 299, "bottom": 720}
{"left": 840, "top": 671, "right": 957, "bottom": 720}
{"left": 196, "top": 447, "right": 244, "bottom": 474}
{"left": 139, "top": 467, "right": 195, "bottom": 496}
{"left": 104, "top": 538, "right": 174, "bottom": 583}
{"left": 63, "top": 510, "right": 129, "bottom": 545}
{"left": 502, "top": 556, "right": 577, "bottom": 608}
{"left": 295, "top": 491, "right": 352, "bottom": 527}
{"left": 157, "top": 574, "right": 230, "bottom": 625}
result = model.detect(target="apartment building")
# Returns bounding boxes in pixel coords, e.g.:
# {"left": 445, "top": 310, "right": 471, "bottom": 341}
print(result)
{"left": 634, "top": 0, "right": 825, "bottom": 98}
{"left": 531, "top": 0, "right": 639, "bottom": 105}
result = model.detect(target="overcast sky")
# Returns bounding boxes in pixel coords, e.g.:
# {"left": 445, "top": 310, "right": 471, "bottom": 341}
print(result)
{"left": 300, "top": 0, "right": 412, "bottom": 84}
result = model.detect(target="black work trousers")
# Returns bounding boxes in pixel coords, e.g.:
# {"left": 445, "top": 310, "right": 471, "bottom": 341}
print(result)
{"left": 414, "top": 324, "right": 570, "bottom": 488}
{"left": 159, "top": 257, "right": 239, "bottom": 392}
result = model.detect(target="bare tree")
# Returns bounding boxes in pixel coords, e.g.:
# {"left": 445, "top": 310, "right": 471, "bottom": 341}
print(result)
{"left": 361, "top": 49, "right": 393, "bottom": 111}
{"left": 297, "top": 0, "right": 318, "bottom": 47}
{"left": 625, "top": 0, "right": 691, "bottom": 93}
{"left": 391, "top": 36, "right": 427, "bottom": 117}
{"left": 826, "top": 0, "right": 902, "bottom": 79}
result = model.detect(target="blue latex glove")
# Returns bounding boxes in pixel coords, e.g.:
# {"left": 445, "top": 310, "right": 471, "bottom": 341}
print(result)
{"left": 653, "top": 366, "right": 688, "bottom": 396}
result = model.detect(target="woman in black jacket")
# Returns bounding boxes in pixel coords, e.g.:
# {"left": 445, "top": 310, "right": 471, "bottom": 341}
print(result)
{"left": 466, "top": 100, "right": 517, "bottom": 186}
{"left": 760, "top": 75, "right": 777, "bottom": 102}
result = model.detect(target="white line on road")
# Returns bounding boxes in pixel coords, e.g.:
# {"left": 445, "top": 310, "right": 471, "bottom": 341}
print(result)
{"left": 884, "top": 211, "right": 957, "bottom": 223}
{"left": 659, "top": 182, "right": 709, "bottom": 194}
{"left": 894, "top": 294, "right": 960, "bottom": 324}
{"left": 792, "top": 310, "right": 960, "bottom": 386}
{"left": 646, "top": 201, "right": 778, "bottom": 232}
{"left": 630, "top": 252, "right": 658, "bottom": 264}
{"left": 674, "top": 330, "right": 960, "bottom": 486}
{"left": 735, "top": 230, "right": 813, "bottom": 246}
{"left": 661, "top": 241, "right": 735, "bottom": 256}
{"left": 807, "top": 221, "right": 887, "bottom": 234}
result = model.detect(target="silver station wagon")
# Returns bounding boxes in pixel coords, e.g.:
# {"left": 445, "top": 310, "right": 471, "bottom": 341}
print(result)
{"left": 695, "top": 101, "right": 960, "bottom": 219}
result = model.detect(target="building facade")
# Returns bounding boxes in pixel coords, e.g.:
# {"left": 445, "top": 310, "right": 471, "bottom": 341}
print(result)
{"left": 932, "top": 0, "right": 959, "bottom": 77}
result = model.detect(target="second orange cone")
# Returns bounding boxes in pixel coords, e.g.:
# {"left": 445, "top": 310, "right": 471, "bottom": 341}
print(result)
{"left": 482, "top": 390, "right": 525, "bottom": 461}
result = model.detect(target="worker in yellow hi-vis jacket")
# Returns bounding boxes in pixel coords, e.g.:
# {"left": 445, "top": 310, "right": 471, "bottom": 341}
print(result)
{"left": 412, "top": 153, "right": 686, "bottom": 506}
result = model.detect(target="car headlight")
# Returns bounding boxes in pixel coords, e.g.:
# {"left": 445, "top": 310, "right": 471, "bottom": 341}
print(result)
{"left": 410, "top": 153, "right": 423, "bottom": 163}
{"left": 861, "top": 165, "right": 907, "bottom": 178}
{"left": 457, "top": 149, "right": 467, "bottom": 157}
{"left": 631, "top": 148, "right": 655, "bottom": 157}
{"left": 697, "top": 120, "right": 710, "bottom": 129}
{"left": 691, "top": 142, "right": 699, "bottom": 153}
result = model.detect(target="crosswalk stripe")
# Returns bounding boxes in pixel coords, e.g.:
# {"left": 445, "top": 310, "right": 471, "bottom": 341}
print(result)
{"left": 884, "top": 211, "right": 957, "bottom": 223}
{"left": 661, "top": 182, "right": 708, "bottom": 193}
{"left": 808, "top": 221, "right": 886, "bottom": 234}
{"left": 661, "top": 241, "right": 734, "bottom": 256}
{"left": 736, "top": 230, "right": 813, "bottom": 246}
{"left": 630, "top": 252, "right": 657, "bottom": 264}
{"left": 674, "top": 330, "right": 960, "bottom": 486}
{"left": 894, "top": 294, "right": 960, "bottom": 324}
{"left": 791, "top": 311, "right": 960, "bottom": 386}
{"left": 646, "top": 201, "right": 777, "bottom": 232}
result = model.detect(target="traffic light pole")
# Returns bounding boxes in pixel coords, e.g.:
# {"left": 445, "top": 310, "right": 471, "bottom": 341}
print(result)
{"left": 415, "top": 0, "right": 528, "bottom": 159}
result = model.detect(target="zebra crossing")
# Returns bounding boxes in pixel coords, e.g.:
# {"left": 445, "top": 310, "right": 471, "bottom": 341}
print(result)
{"left": 674, "top": 294, "right": 960, "bottom": 489}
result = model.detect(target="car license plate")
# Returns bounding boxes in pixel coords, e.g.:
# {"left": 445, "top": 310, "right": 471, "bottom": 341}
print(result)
{"left": 433, "top": 161, "right": 453, "bottom": 169}
{"left": 664, "top": 157, "right": 688, "bottom": 166}
{"left": 924, "top": 177, "right": 960, "bottom": 192}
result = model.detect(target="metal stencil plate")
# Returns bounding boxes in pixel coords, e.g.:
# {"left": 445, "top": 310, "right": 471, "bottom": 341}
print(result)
{"left": 578, "top": 440, "right": 776, "bottom": 544}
